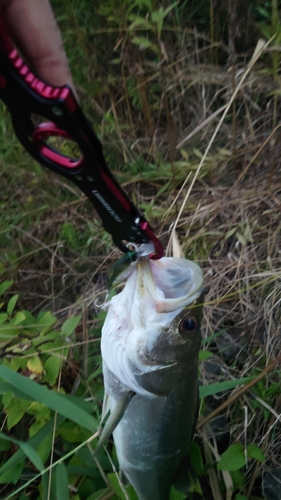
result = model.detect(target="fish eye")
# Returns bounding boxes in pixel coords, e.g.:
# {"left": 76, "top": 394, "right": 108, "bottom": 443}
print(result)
{"left": 179, "top": 316, "right": 198, "bottom": 334}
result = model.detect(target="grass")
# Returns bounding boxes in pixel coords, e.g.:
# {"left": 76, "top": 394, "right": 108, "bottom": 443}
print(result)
{"left": 0, "top": 0, "right": 281, "bottom": 499}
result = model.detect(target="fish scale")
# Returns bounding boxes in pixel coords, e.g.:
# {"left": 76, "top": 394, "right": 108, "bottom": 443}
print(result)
{"left": 101, "top": 257, "right": 204, "bottom": 499}
{"left": 106, "top": 356, "right": 200, "bottom": 499}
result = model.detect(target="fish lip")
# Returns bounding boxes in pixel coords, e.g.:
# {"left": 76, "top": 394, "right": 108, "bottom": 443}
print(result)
{"left": 156, "top": 288, "right": 203, "bottom": 313}
{"left": 137, "top": 257, "right": 204, "bottom": 313}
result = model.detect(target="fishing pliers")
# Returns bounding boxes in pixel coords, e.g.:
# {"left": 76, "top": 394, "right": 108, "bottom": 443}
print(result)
{"left": 0, "top": 20, "right": 164, "bottom": 260}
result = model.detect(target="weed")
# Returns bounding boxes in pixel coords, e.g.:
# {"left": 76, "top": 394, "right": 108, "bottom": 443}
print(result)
{"left": 0, "top": 0, "right": 281, "bottom": 499}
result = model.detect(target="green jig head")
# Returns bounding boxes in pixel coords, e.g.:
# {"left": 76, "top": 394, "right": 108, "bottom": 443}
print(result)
{"left": 107, "top": 251, "right": 138, "bottom": 290}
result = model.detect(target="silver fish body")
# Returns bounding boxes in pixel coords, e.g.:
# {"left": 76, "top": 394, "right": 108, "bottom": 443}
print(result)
{"left": 101, "top": 257, "right": 204, "bottom": 500}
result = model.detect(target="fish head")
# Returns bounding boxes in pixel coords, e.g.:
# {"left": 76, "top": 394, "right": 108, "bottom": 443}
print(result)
{"left": 131, "top": 280, "right": 204, "bottom": 396}
{"left": 101, "top": 257, "right": 204, "bottom": 397}
{"left": 137, "top": 291, "right": 203, "bottom": 365}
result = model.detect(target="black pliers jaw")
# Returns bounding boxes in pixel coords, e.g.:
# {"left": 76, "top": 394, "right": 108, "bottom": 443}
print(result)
{"left": 0, "top": 20, "right": 164, "bottom": 259}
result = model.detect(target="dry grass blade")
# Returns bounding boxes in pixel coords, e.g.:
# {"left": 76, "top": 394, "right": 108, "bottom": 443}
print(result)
{"left": 201, "top": 428, "right": 224, "bottom": 500}
{"left": 176, "top": 105, "right": 227, "bottom": 148}
{"left": 167, "top": 37, "right": 269, "bottom": 249}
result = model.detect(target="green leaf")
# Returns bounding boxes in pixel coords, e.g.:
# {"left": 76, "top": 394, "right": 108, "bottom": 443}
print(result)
{"left": 127, "top": 0, "right": 152, "bottom": 15}
{"left": 18, "top": 442, "right": 44, "bottom": 472}
{"left": 188, "top": 441, "right": 204, "bottom": 475}
{"left": 41, "top": 471, "right": 52, "bottom": 500}
{"left": 10, "top": 311, "right": 26, "bottom": 325}
{"left": 199, "top": 377, "right": 254, "bottom": 398}
{"left": 234, "top": 495, "right": 248, "bottom": 500}
{"left": 6, "top": 402, "right": 25, "bottom": 429}
{"left": 21, "top": 310, "right": 36, "bottom": 325}
{"left": 131, "top": 36, "right": 151, "bottom": 48}
{"left": 2, "top": 391, "right": 13, "bottom": 406}
{"left": 0, "top": 460, "right": 24, "bottom": 484}
{"left": 36, "top": 435, "right": 53, "bottom": 464}
{"left": 0, "top": 415, "right": 65, "bottom": 477}
{"left": 37, "top": 311, "right": 57, "bottom": 335}
{"left": 27, "top": 355, "right": 44, "bottom": 375}
{"left": 201, "top": 329, "right": 226, "bottom": 345}
{"left": 230, "top": 469, "right": 245, "bottom": 490}
{"left": 131, "top": 37, "right": 159, "bottom": 53}
{"left": 0, "top": 380, "right": 35, "bottom": 400}
{"left": 7, "top": 294, "right": 19, "bottom": 315}
{"left": 199, "top": 349, "right": 213, "bottom": 361}
{"left": 61, "top": 316, "right": 81, "bottom": 337}
{"left": 0, "top": 281, "right": 13, "bottom": 295}
{"left": 0, "top": 432, "right": 44, "bottom": 471}
{"left": 0, "top": 437, "right": 11, "bottom": 451}
{"left": 66, "top": 464, "right": 98, "bottom": 478}
{"left": 169, "top": 486, "right": 186, "bottom": 499}
{"left": 58, "top": 422, "right": 91, "bottom": 443}
{"left": 247, "top": 444, "right": 265, "bottom": 462}
{"left": 43, "top": 356, "right": 61, "bottom": 386}
{"left": 37, "top": 331, "right": 60, "bottom": 348}
{"left": 0, "top": 364, "right": 97, "bottom": 431}
{"left": 4, "top": 398, "right": 30, "bottom": 430}
{"left": 56, "top": 462, "right": 69, "bottom": 500}
{"left": 0, "top": 313, "right": 8, "bottom": 324}
{"left": 108, "top": 472, "right": 138, "bottom": 500}
{"left": 217, "top": 444, "right": 246, "bottom": 471}
{"left": 128, "top": 16, "right": 152, "bottom": 31}
{"left": 163, "top": 2, "right": 178, "bottom": 18}
{"left": 86, "top": 488, "right": 114, "bottom": 500}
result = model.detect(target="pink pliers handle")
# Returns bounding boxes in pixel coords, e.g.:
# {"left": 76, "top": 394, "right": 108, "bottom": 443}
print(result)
{"left": 0, "top": 20, "right": 163, "bottom": 259}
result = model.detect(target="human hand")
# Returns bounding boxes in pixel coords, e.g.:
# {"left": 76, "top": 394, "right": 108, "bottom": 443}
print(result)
{"left": 0, "top": 0, "right": 74, "bottom": 90}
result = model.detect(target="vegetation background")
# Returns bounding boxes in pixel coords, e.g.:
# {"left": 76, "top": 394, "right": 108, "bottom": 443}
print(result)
{"left": 0, "top": 0, "right": 280, "bottom": 499}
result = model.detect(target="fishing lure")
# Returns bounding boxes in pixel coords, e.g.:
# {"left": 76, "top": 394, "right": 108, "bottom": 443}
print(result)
{"left": 106, "top": 242, "right": 156, "bottom": 290}
{"left": 106, "top": 251, "right": 138, "bottom": 290}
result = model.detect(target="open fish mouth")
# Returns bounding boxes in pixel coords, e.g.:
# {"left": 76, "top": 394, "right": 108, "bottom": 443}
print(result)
{"left": 136, "top": 257, "right": 204, "bottom": 314}
{"left": 101, "top": 256, "right": 204, "bottom": 396}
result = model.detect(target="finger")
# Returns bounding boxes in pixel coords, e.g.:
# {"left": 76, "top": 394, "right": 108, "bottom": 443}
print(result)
{"left": 1, "top": 0, "right": 75, "bottom": 89}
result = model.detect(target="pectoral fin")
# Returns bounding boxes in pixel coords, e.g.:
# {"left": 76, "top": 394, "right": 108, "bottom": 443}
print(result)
{"left": 135, "top": 362, "right": 178, "bottom": 396}
{"left": 94, "top": 391, "right": 135, "bottom": 455}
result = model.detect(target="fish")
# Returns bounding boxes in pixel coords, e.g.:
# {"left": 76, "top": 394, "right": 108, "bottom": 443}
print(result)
{"left": 100, "top": 256, "right": 204, "bottom": 500}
